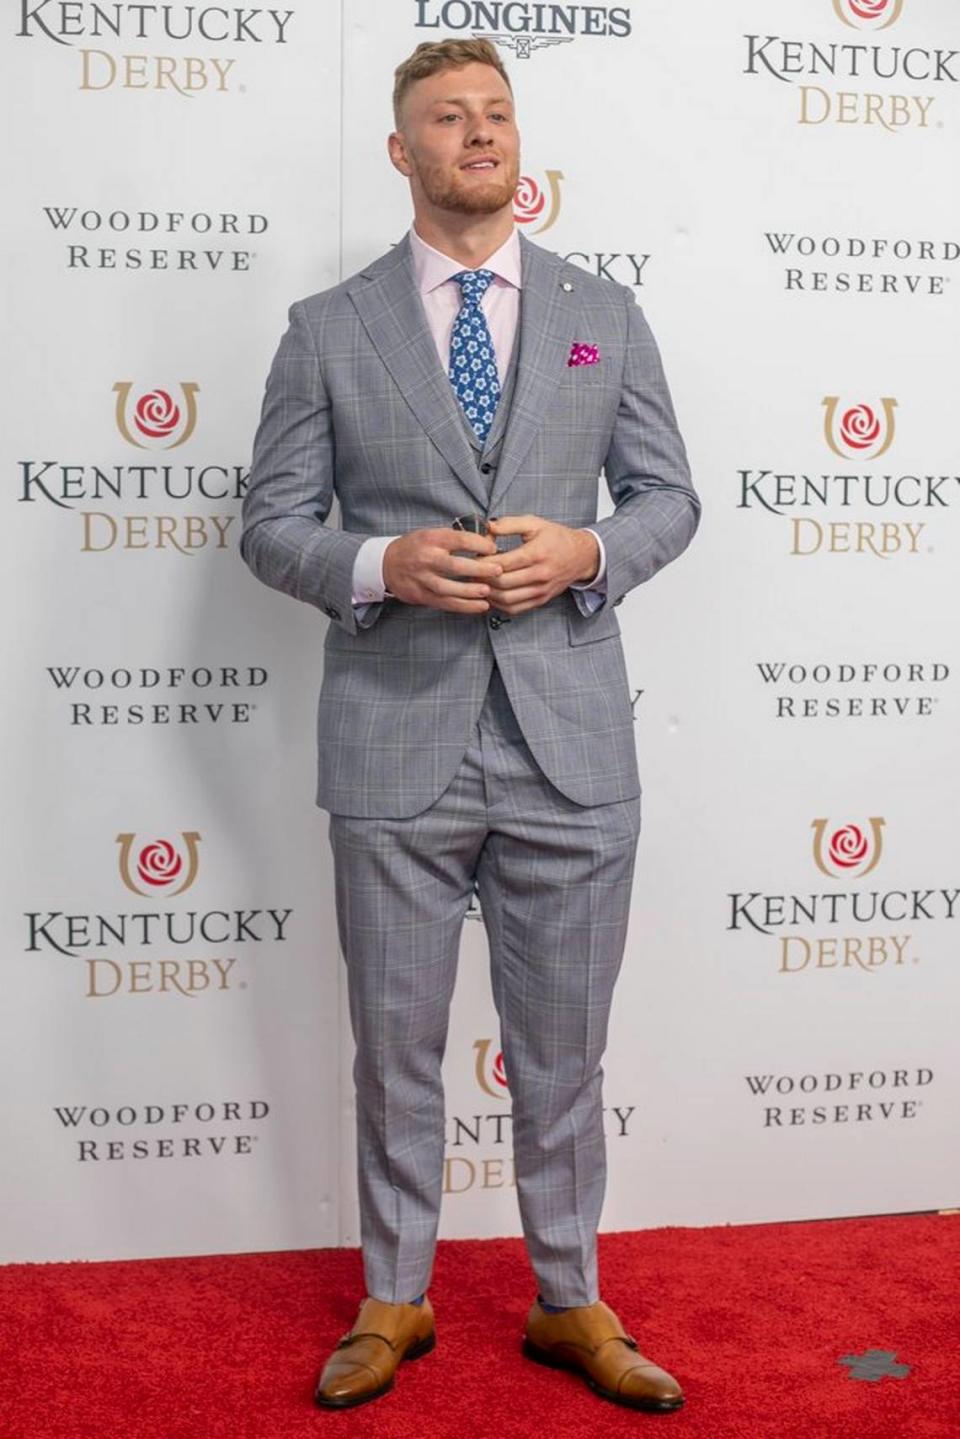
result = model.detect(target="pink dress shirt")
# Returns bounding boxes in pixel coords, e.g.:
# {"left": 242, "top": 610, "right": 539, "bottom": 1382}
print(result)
{"left": 351, "top": 226, "right": 605, "bottom": 606}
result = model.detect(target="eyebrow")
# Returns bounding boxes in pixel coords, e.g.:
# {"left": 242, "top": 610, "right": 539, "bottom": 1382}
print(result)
{"left": 428, "top": 95, "right": 513, "bottom": 108}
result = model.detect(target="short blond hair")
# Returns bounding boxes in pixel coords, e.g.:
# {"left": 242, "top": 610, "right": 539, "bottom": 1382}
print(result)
{"left": 392, "top": 39, "right": 512, "bottom": 127}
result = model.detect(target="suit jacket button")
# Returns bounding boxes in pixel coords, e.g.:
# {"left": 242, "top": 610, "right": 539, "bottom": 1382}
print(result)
{"left": 479, "top": 461, "right": 494, "bottom": 474}
{"left": 325, "top": 605, "right": 341, "bottom": 621}
{"left": 488, "top": 614, "right": 502, "bottom": 629}
{"left": 613, "top": 597, "right": 624, "bottom": 607}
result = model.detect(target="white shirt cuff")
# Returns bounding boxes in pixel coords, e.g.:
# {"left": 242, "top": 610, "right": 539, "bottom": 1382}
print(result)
{"left": 569, "top": 528, "right": 607, "bottom": 593}
{"left": 352, "top": 535, "right": 398, "bottom": 606}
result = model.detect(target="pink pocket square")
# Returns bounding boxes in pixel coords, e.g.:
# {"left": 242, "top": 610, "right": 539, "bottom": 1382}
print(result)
{"left": 568, "top": 341, "right": 600, "bottom": 367}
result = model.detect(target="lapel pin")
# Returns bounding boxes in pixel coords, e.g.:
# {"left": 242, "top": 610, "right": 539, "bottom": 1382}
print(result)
{"left": 561, "top": 281, "right": 574, "bottom": 292}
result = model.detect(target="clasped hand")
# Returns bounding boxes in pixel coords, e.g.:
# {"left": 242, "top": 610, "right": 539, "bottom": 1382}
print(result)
{"left": 382, "top": 516, "right": 599, "bottom": 617}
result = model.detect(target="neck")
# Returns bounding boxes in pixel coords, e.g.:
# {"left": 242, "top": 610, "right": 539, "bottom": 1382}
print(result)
{"left": 411, "top": 208, "right": 515, "bottom": 268}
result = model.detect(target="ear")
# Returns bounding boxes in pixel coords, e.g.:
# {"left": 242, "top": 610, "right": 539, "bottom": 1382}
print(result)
{"left": 387, "top": 131, "right": 412, "bottom": 178}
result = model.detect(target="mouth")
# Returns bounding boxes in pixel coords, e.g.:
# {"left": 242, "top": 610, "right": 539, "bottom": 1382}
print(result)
{"left": 460, "top": 158, "right": 499, "bottom": 173}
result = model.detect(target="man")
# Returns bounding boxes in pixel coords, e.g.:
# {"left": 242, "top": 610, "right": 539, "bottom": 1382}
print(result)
{"left": 241, "top": 38, "right": 700, "bottom": 1414}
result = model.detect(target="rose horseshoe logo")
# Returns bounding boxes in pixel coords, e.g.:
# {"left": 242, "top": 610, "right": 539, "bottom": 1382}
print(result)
{"left": 473, "top": 1038, "right": 510, "bottom": 1098}
{"left": 116, "top": 832, "right": 202, "bottom": 897}
{"left": 113, "top": 381, "right": 200, "bottom": 450}
{"left": 513, "top": 170, "right": 564, "bottom": 236}
{"left": 811, "top": 818, "right": 886, "bottom": 879}
{"left": 822, "top": 397, "right": 897, "bottom": 461}
{"left": 832, "top": 0, "right": 905, "bottom": 30}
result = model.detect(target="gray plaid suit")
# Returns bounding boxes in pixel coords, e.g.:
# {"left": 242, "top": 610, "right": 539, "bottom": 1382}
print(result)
{"left": 241, "top": 232, "right": 699, "bottom": 1305}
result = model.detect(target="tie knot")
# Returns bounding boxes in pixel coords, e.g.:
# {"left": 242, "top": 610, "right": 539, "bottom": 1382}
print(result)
{"left": 453, "top": 268, "right": 495, "bottom": 306}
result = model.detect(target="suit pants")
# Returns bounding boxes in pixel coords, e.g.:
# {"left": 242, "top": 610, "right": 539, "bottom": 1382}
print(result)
{"left": 328, "top": 665, "right": 642, "bottom": 1307}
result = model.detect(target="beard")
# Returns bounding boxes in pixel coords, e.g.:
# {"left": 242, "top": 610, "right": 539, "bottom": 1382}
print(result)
{"left": 413, "top": 153, "right": 520, "bottom": 215}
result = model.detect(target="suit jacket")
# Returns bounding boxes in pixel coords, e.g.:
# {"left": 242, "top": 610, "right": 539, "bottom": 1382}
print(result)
{"left": 240, "top": 232, "right": 700, "bottom": 818}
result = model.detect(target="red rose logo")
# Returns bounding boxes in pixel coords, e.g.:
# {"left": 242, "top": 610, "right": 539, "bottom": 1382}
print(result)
{"left": 839, "top": 404, "right": 880, "bottom": 452}
{"left": 133, "top": 389, "right": 182, "bottom": 440}
{"left": 833, "top": 0, "right": 903, "bottom": 28}
{"left": 113, "top": 380, "right": 199, "bottom": 450}
{"left": 812, "top": 816, "right": 885, "bottom": 878}
{"left": 822, "top": 395, "right": 896, "bottom": 460}
{"left": 513, "top": 176, "right": 546, "bottom": 226}
{"left": 827, "top": 825, "right": 869, "bottom": 870}
{"left": 473, "top": 1038, "right": 510, "bottom": 1098}
{"left": 117, "top": 830, "right": 201, "bottom": 897}
{"left": 136, "top": 839, "right": 184, "bottom": 889}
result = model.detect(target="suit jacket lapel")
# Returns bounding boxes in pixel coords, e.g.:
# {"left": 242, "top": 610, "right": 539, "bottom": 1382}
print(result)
{"left": 348, "top": 235, "right": 488, "bottom": 509}
{"left": 487, "top": 235, "right": 582, "bottom": 515}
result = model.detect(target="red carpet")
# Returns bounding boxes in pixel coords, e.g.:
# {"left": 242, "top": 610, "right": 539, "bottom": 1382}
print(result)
{"left": 1, "top": 1214, "right": 957, "bottom": 1439}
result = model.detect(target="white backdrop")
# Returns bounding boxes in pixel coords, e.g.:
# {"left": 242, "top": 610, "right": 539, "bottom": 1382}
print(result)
{"left": 2, "top": 0, "right": 957, "bottom": 1264}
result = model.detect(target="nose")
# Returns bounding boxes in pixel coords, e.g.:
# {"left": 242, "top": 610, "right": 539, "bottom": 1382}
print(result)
{"left": 464, "top": 117, "right": 495, "bottom": 148}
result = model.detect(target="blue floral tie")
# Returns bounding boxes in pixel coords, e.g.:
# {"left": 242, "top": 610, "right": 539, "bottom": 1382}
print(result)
{"left": 448, "top": 268, "right": 501, "bottom": 445}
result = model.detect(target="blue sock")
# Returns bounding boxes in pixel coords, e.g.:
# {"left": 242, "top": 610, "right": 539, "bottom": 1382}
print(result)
{"left": 538, "top": 1294, "right": 569, "bottom": 1313}
{"left": 409, "top": 1293, "right": 425, "bottom": 1305}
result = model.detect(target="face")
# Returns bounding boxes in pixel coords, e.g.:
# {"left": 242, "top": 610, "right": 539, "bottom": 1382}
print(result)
{"left": 389, "top": 62, "right": 520, "bottom": 217}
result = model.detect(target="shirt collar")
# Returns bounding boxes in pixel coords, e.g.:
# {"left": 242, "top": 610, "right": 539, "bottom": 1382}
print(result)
{"left": 409, "top": 225, "right": 522, "bottom": 295}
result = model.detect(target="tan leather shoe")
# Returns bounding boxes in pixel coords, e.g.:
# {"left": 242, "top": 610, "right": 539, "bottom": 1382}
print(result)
{"left": 523, "top": 1298, "right": 684, "bottom": 1412}
{"left": 314, "top": 1296, "right": 436, "bottom": 1410}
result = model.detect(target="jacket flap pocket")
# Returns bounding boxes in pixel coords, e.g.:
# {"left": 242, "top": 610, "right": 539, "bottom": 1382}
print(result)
{"left": 567, "top": 603, "right": 621, "bottom": 646}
